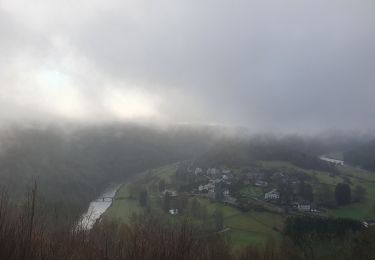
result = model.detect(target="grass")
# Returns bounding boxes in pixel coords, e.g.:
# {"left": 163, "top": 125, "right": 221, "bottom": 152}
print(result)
{"left": 195, "top": 198, "right": 240, "bottom": 218}
{"left": 320, "top": 165, "right": 375, "bottom": 220}
{"left": 104, "top": 162, "right": 285, "bottom": 247}
{"left": 227, "top": 230, "right": 271, "bottom": 247}
{"left": 238, "top": 186, "right": 263, "bottom": 198}
{"left": 260, "top": 160, "right": 375, "bottom": 221}
{"left": 195, "top": 197, "right": 283, "bottom": 246}
{"left": 106, "top": 182, "right": 283, "bottom": 248}
{"left": 104, "top": 163, "right": 179, "bottom": 223}
{"left": 151, "top": 163, "right": 179, "bottom": 183}
{"left": 104, "top": 160, "right": 375, "bottom": 249}
{"left": 311, "top": 171, "right": 344, "bottom": 186}
{"left": 257, "top": 161, "right": 300, "bottom": 172}
{"left": 104, "top": 184, "right": 143, "bottom": 223}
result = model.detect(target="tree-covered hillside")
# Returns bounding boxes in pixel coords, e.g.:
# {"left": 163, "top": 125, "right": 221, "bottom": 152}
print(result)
{"left": 0, "top": 124, "right": 217, "bottom": 217}
{"left": 344, "top": 140, "right": 375, "bottom": 172}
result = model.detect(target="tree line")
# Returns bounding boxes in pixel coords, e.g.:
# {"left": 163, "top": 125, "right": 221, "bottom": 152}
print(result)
{"left": 1, "top": 186, "right": 375, "bottom": 260}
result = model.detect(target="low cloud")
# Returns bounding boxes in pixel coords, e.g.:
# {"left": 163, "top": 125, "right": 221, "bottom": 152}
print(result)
{"left": 0, "top": 0, "right": 374, "bottom": 133}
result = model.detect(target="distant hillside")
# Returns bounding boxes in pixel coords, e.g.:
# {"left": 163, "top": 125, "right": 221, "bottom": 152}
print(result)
{"left": 196, "top": 137, "right": 336, "bottom": 172}
{"left": 344, "top": 140, "right": 375, "bottom": 172}
{"left": 0, "top": 124, "right": 217, "bottom": 217}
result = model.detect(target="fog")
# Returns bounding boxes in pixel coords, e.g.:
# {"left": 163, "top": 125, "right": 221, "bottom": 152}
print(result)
{"left": 1, "top": 0, "right": 374, "bottom": 133}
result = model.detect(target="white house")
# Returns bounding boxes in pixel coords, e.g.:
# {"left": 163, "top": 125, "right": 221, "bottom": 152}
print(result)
{"left": 297, "top": 202, "right": 311, "bottom": 212}
{"left": 255, "top": 180, "right": 268, "bottom": 187}
{"left": 264, "top": 190, "right": 280, "bottom": 200}
{"left": 198, "top": 183, "right": 215, "bottom": 192}
{"left": 169, "top": 209, "right": 179, "bottom": 215}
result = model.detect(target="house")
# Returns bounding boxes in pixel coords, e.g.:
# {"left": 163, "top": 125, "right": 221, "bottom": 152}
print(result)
{"left": 194, "top": 168, "right": 203, "bottom": 175}
{"left": 169, "top": 209, "right": 179, "bottom": 215}
{"left": 207, "top": 190, "right": 216, "bottom": 199}
{"left": 198, "top": 183, "right": 215, "bottom": 192}
{"left": 207, "top": 168, "right": 218, "bottom": 175}
{"left": 210, "top": 179, "right": 221, "bottom": 184}
{"left": 255, "top": 180, "right": 268, "bottom": 187}
{"left": 162, "top": 189, "right": 178, "bottom": 197}
{"left": 264, "top": 190, "right": 280, "bottom": 200}
{"left": 362, "top": 220, "right": 375, "bottom": 228}
{"left": 222, "top": 169, "right": 231, "bottom": 174}
{"left": 297, "top": 202, "right": 311, "bottom": 212}
{"left": 223, "top": 189, "right": 230, "bottom": 196}
{"left": 223, "top": 195, "right": 238, "bottom": 206}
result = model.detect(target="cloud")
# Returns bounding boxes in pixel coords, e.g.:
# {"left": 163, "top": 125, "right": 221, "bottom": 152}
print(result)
{"left": 0, "top": 0, "right": 374, "bottom": 132}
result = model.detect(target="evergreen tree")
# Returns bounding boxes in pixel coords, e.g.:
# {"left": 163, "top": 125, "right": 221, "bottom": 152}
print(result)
{"left": 139, "top": 189, "right": 148, "bottom": 207}
{"left": 335, "top": 183, "right": 351, "bottom": 206}
{"left": 353, "top": 185, "right": 366, "bottom": 202}
{"left": 215, "top": 183, "right": 224, "bottom": 202}
{"left": 213, "top": 209, "right": 224, "bottom": 231}
{"left": 163, "top": 192, "right": 171, "bottom": 212}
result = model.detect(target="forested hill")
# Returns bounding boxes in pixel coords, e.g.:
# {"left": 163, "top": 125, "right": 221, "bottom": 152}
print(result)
{"left": 0, "top": 124, "right": 371, "bottom": 219}
{"left": 344, "top": 139, "right": 375, "bottom": 172}
{"left": 0, "top": 124, "right": 217, "bottom": 217}
{"left": 196, "top": 136, "right": 338, "bottom": 172}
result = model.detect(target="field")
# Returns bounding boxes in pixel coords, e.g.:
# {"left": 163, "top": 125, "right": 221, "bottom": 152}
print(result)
{"left": 237, "top": 186, "right": 263, "bottom": 198}
{"left": 104, "top": 163, "right": 284, "bottom": 247}
{"left": 327, "top": 166, "right": 375, "bottom": 220}
{"left": 104, "top": 185, "right": 143, "bottom": 223}
{"left": 259, "top": 160, "right": 375, "bottom": 220}
{"left": 104, "top": 160, "right": 375, "bottom": 249}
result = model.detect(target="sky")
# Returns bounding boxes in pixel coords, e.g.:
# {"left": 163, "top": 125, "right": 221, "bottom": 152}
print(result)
{"left": 0, "top": 0, "right": 374, "bottom": 133}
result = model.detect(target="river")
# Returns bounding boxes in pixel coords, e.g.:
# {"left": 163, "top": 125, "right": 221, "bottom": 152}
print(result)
{"left": 78, "top": 184, "right": 121, "bottom": 229}
{"left": 77, "top": 170, "right": 150, "bottom": 229}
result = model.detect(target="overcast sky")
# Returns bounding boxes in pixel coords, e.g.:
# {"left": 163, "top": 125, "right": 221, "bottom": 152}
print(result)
{"left": 0, "top": 0, "right": 374, "bottom": 133}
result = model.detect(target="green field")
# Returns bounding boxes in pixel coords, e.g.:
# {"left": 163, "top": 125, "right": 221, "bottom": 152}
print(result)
{"left": 237, "top": 186, "right": 263, "bottom": 198}
{"left": 104, "top": 161, "right": 375, "bottom": 248}
{"left": 326, "top": 166, "right": 375, "bottom": 220}
{"left": 104, "top": 185, "right": 143, "bottom": 223}
{"left": 104, "top": 163, "right": 180, "bottom": 223}
{"left": 104, "top": 163, "right": 284, "bottom": 247}
{"left": 260, "top": 160, "right": 375, "bottom": 220}
{"left": 151, "top": 163, "right": 179, "bottom": 182}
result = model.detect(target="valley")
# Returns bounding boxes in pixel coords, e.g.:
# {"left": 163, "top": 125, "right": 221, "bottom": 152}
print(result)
{"left": 100, "top": 158, "right": 375, "bottom": 248}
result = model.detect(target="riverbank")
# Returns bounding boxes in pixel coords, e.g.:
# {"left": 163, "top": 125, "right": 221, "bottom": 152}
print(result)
{"left": 78, "top": 167, "right": 167, "bottom": 229}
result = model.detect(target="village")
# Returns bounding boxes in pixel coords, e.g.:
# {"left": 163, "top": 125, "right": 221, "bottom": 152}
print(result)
{"left": 105, "top": 160, "right": 375, "bottom": 247}
{"left": 161, "top": 162, "right": 319, "bottom": 216}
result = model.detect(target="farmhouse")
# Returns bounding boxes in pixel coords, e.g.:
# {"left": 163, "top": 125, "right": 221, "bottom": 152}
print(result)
{"left": 162, "top": 189, "right": 178, "bottom": 197}
{"left": 264, "top": 190, "right": 280, "bottom": 200}
{"left": 297, "top": 202, "right": 311, "bottom": 212}
{"left": 255, "top": 180, "right": 268, "bottom": 187}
